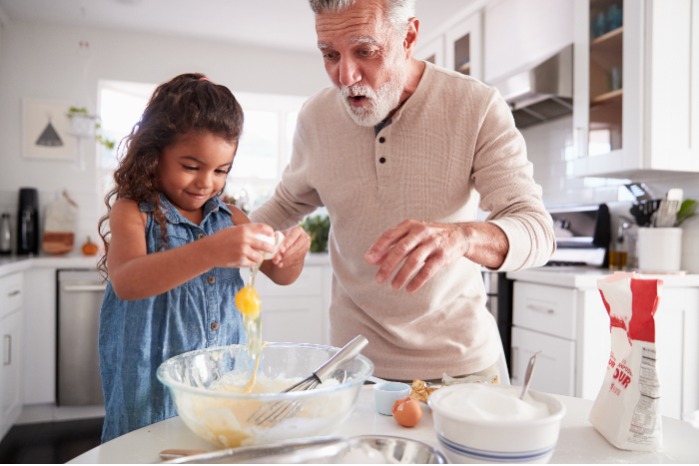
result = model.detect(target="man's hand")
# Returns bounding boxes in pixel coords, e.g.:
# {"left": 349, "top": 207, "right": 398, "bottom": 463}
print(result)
{"left": 364, "top": 220, "right": 470, "bottom": 293}
{"left": 272, "top": 225, "right": 311, "bottom": 268}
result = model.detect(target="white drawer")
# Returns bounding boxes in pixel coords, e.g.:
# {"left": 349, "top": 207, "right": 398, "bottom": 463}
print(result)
{"left": 0, "top": 272, "right": 23, "bottom": 317}
{"left": 513, "top": 282, "right": 577, "bottom": 340}
{"left": 254, "top": 266, "right": 324, "bottom": 298}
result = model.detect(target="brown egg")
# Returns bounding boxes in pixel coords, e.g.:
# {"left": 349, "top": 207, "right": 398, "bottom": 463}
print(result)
{"left": 391, "top": 396, "right": 423, "bottom": 427}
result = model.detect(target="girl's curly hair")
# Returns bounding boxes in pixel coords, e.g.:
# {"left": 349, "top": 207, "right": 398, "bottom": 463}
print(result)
{"left": 97, "top": 73, "right": 244, "bottom": 278}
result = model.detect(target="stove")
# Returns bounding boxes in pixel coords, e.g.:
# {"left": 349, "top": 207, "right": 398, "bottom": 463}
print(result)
{"left": 546, "top": 204, "right": 611, "bottom": 267}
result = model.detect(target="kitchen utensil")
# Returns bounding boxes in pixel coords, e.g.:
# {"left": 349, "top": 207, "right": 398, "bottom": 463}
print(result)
{"left": 157, "top": 341, "right": 373, "bottom": 448}
{"left": 162, "top": 435, "right": 447, "bottom": 464}
{"left": 520, "top": 351, "right": 540, "bottom": 400}
{"left": 249, "top": 334, "right": 369, "bottom": 427}
{"left": 625, "top": 182, "right": 654, "bottom": 202}
{"left": 629, "top": 199, "right": 660, "bottom": 227}
{"left": 654, "top": 188, "right": 683, "bottom": 227}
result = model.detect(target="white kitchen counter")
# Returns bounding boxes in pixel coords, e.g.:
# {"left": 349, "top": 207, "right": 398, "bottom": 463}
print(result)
{"left": 507, "top": 266, "right": 699, "bottom": 288}
{"left": 0, "top": 251, "right": 330, "bottom": 278}
{"left": 0, "top": 253, "right": 100, "bottom": 277}
{"left": 68, "top": 385, "right": 699, "bottom": 464}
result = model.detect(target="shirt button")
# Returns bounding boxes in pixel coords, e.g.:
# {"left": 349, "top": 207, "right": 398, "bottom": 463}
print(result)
{"left": 379, "top": 136, "right": 386, "bottom": 143}
{"left": 379, "top": 157, "right": 386, "bottom": 164}
{"left": 211, "top": 322, "right": 220, "bottom": 331}
{"left": 197, "top": 232, "right": 205, "bottom": 240}
{"left": 207, "top": 275, "right": 216, "bottom": 284}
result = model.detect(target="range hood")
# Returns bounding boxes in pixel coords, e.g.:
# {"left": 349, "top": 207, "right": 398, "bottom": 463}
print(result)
{"left": 493, "top": 44, "right": 574, "bottom": 129}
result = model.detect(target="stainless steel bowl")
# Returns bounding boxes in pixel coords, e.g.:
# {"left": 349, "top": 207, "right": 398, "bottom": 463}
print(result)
{"left": 164, "top": 435, "right": 447, "bottom": 464}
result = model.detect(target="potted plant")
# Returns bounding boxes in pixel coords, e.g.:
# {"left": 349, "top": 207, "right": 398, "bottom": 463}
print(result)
{"left": 302, "top": 214, "right": 330, "bottom": 253}
{"left": 67, "top": 106, "right": 116, "bottom": 150}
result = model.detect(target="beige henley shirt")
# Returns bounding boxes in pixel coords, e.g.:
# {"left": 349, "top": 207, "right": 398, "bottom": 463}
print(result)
{"left": 250, "top": 62, "right": 555, "bottom": 380}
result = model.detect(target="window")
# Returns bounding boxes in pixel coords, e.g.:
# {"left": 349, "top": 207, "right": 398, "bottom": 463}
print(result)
{"left": 97, "top": 80, "right": 307, "bottom": 212}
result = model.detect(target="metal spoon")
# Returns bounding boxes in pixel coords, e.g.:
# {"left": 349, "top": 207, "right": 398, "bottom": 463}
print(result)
{"left": 520, "top": 351, "right": 540, "bottom": 400}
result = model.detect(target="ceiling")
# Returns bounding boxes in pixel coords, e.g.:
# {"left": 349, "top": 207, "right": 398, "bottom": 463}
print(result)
{"left": 0, "top": 0, "right": 474, "bottom": 54}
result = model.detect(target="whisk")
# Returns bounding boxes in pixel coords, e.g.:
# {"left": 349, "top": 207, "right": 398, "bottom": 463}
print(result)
{"left": 249, "top": 335, "right": 369, "bottom": 427}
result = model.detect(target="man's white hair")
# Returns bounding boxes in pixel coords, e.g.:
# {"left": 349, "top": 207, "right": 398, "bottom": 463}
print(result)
{"left": 308, "top": 0, "right": 416, "bottom": 35}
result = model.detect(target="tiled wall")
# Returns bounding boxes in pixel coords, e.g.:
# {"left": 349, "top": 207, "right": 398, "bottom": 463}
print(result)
{"left": 521, "top": 115, "right": 699, "bottom": 207}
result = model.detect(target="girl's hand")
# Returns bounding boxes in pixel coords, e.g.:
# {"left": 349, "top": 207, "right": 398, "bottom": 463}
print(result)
{"left": 210, "top": 223, "right": 276, "bottom": 269}
{"left": 272, "top": 225, "right": 311, "bottom": 268}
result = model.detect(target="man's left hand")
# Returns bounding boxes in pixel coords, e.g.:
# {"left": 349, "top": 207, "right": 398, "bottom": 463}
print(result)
{"left": 364, "top": 219, "right": 470, "bottom": 293}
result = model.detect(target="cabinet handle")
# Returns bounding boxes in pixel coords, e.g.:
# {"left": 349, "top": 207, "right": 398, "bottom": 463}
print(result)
{"left": 526, "top": 304, "right": 555, "bottom": 314}
{"left": 7, "top": 289, "right": 21, "bottom": 298}
{"left": 3, "top": 335, "right": 10, "bottom": 366}
{"left": 63, "top": 284, "right": 107, "bottom": 292}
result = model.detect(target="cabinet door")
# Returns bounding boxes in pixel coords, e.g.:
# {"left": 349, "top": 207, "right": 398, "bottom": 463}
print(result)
{"left": 1, "top": 309, "right": 23, "bottom": 440}
{"left": 511, "top": 327, "right": 575, "bottom": 396}
{"left": 445, "top": 12, "right": 482, "bottom": 80}
{"left": 260, "top": 295, "right": 325, "bottom": 344}
{"left": 573, "top": 0, "right": 699, "bottom": 177}
{"left": 483, "top": 0, "right": 574, "bottom": 83}
{"left": 254, "top": 265, "right": 327, "bottom": 345}
{"left": 415, "top": 34, "right": 445, "bottom": 67}
{"left": 645, "top": 0, "right": 699, "bottom": 172}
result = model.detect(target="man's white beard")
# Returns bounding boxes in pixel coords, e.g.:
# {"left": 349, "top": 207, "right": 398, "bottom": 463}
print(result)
{"left": 339, "top": 69, "right": 407, "bottom": 127}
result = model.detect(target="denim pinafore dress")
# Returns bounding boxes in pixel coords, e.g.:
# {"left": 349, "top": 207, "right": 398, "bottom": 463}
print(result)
{"left": 98, "top": 195, "right": 245, "bottom": 442}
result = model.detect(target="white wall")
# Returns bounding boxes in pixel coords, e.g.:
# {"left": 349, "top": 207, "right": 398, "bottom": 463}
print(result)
{"left": 0, "top": 20, "right": 328, "bottom": 250}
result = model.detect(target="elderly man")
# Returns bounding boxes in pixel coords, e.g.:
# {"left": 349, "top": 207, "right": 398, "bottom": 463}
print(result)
{"left": 251, "top": 0, "right": 555, "bottom": 382}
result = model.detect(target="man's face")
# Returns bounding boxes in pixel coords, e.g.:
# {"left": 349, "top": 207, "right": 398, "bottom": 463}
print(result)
{"left": 315, "top": 0, "right": 409, "bottom": 127}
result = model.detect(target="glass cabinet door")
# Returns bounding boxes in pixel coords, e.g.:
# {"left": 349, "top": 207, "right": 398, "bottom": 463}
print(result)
{"left": 588, "top": 0, "right": 623, "bottom": 157}
{"left": 445, "top": 13, "right": 482, "bottom": 81}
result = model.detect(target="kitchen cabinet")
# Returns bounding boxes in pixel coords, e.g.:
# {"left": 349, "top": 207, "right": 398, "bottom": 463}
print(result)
{"left": 414, "top": 35, "right": 445, "bottom": 67}
{"left": 0, "top": 271, "right": 24, "bottom": 440}
{"left": 255, "top": 262, "right": 331, "bottom": 345}
{"left": 483, "top": 0, "right": 574, "bottom": 83}
{"left": 511, "top": 282, "right": 609, "bottom": 400}
{"left": 510, "top": 276, "right": 699, "bottom": 419}
{"left": 572, "top": 0, "right": 699, "bottom": 178}
{"left": 444, "top": 11, "right": 483, "bottom": 80}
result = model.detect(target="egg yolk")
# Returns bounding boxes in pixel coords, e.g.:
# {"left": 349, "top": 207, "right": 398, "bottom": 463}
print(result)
{"left": 235, "top": 286, "right": 261, "bottom": 317}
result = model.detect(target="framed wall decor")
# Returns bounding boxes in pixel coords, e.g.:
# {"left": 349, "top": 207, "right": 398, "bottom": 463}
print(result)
{"left": 22, "top": 98, "right": 77, "bottom": 161}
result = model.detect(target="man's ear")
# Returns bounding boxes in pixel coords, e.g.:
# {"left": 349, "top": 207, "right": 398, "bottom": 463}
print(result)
{"left": 404, "top": 17, "right": 420, "bottom": 56}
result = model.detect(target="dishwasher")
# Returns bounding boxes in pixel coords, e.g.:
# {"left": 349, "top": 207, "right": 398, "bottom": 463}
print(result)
{"left": 57, "top": 269, "right": 106, "bottom": 406}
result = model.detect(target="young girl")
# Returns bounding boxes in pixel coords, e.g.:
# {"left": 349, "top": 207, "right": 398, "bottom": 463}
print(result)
{"left": 96, "top": 73, "right": 310, "bottom": 442}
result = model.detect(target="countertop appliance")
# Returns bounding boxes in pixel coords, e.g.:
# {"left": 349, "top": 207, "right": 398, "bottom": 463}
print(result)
{"left": 547, "top": 204, "right": 611, "bottom": 267}
{"left": 17, "top": 187, "right": 39, "bottom": 256}
{"left": 57, "top": 269, "right": 106, "bottom": 406}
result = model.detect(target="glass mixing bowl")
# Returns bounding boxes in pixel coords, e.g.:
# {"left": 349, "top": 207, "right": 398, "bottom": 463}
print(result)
{"left": 157, "top": 342, "right": 373, "bottom": 448}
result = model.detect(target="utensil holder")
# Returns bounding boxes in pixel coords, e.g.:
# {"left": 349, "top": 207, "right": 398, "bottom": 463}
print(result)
{"left": 637, "top": 227, "right": 683, "bottom": 273}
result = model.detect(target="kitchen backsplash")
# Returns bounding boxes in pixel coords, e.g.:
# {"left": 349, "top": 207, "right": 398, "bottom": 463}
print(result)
{"left": 521, "top": 115, "right": 699, "bottom": 208}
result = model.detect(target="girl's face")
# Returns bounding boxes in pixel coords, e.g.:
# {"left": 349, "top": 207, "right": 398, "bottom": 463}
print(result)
{"left": 157, "top": 131, "right": 236, "bottom": 223}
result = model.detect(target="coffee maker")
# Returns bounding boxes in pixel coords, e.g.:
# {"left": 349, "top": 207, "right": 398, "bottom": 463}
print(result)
{"left": 17, "top": 187, "right": 39, "bottom": 255}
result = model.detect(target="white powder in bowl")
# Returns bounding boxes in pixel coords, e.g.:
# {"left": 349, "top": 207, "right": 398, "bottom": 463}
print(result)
{"left": 438, "top": 384, "right": 550, "bottom": 422}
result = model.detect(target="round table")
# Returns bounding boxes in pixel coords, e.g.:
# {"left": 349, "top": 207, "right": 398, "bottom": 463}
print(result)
{"left": 69, "top": 386, "right": 699, "bottom": 463}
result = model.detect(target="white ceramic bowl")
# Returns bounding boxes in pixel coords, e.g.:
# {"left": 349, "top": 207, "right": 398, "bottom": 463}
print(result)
{"left": 157, "top": 342, "right": 373, "bottom": 448}
{"left": 428, "top": 384, "right": 565, "bottom": 464}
